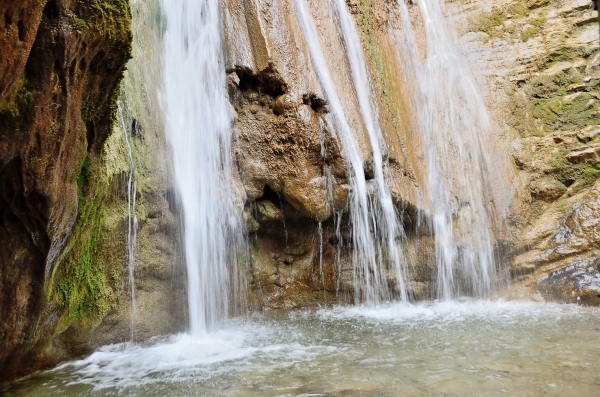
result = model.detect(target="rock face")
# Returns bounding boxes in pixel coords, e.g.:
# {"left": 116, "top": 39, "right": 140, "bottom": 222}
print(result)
{"left": 0, "top": 0, "right": 131, "bottom": 382}
{"left": 226, "top": 0, "right": 600, "bottom": 308}
{"left": 445, "top": 0, "right": 600, "bottom": 302}
{"left": 222, "top": 0, "right": 436, "bottom": 308}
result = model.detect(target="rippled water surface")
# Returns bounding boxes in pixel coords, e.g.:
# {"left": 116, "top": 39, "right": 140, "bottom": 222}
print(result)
{"left": 4, "top": 301, "right": 600, "bottom": 396}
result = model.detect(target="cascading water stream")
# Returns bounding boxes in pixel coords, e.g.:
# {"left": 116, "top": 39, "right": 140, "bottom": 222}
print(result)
{"left": 333, "top": 0, "right": 409, "bottom": 302}
{"left": 162, "top": 0, "right": 243, "bottom": 333}
{"left": 294, "top": 0, "right": 408, "bottom": 304}
{"left": 396, "top": 0, "right": 507, "bottom": 299}
{"left": 117, "top": 100, "right": 139, "bottom": 342}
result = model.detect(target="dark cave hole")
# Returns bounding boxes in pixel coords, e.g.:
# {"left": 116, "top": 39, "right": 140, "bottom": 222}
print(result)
{"left": 17, "top": 20, "right": 25, "bottom": 41}
{"left": 255, "top": 185, "right": 283, "bottom": 209}
{"left": 43, "top": 0, "right": 60, "bottom": 19}
{"left": 236, "top": 67, "right": 287, "bottom": 98}
{"left": 302, "top": 93, "right": 328, "bottom": 113}
{"left": 86, "top": 121, "right": 95, "bottom": 153}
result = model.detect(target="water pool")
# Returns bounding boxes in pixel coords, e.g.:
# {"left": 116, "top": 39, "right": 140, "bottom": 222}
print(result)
{"left": 4, "top": 300, "right": 600, "bottom": 396}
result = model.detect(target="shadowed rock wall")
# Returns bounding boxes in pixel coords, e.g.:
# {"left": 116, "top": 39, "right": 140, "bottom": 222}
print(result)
{"left": 0, "top": 0, "right": 131, "bottom": 382}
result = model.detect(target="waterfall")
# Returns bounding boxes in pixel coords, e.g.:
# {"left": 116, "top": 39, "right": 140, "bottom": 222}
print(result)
{"left": 117, "top": 101, "right": 139, "bottom": 341}
{"left": 396, "top": 0, "right": 506, "bottom": 299}
{"left": 294, "top": 0, "right": 408, "bottom": 304}
{"left": 162, "top": 0, "right": 243, "bottom": 333}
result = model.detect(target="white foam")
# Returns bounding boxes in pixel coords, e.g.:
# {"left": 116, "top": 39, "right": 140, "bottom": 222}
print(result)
{"left": 318, "top": 299, "right": 591, "bottom": 326}
{"left": 54, "top": 322, "right": 332, "bottom": 390}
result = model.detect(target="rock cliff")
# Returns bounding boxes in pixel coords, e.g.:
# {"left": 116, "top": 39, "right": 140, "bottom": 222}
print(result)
{"left": 0, "top": 0, "right": 131, "bottom": 382}
{"left": 445, "top": 0, "right": 600, "bottom": 303}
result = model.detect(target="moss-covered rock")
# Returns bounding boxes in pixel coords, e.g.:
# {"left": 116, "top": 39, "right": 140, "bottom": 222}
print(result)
{"left": 0, "top": 0, "right": 131, "bottom": 383}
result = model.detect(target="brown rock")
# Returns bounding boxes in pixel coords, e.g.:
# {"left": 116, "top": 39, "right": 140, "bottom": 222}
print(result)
{"left": 0, "top": 0, "right": 131, "bottom": 382}
{"left": 566, "top": 146, "right": 600, "bottom": 164}
{"left": 530, "top": 177, "right": 567, "bottom": 201}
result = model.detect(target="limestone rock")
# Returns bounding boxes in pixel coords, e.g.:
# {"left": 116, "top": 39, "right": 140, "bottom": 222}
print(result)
{"left": 566, "top": 145, "right": 600, "bottom": 164}
{"left": 530, "top": 177, "right": 567, "bottom": 201}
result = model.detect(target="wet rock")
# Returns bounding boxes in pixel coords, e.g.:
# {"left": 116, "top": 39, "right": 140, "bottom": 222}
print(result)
{"left": 537, "top": 259, "right": 600, "bottom": 305}
{"left": 0, "top": 0, "right": 132, "bottom": 382}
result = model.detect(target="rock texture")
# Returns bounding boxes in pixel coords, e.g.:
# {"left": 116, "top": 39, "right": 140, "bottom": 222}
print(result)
{"left": 446, "top": 0, "right": 600, "bottom": 302}
{"left": 0, "top": 0, "right": 131, "bottom": 382}
{"left": 227, "top": 0, "right": 600, "bottom": 308}
{"left": 85, "top": 0, "right": 187, "bottom": 347}
{"left": 222, "top": 0, "right": 437, "bottom": 309}
{"left": 1, "top": 0, "right": 598, "bottom": 384}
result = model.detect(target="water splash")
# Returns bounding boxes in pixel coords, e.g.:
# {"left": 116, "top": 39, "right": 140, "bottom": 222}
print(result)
{"left": 162, "top": 0, "right": 244, "bottom": 333}
{"left": 396, "top": 0, "right": 509, "bottom": 299}
{"left": 294, "top": 0, "right": 408, "bottom": 305}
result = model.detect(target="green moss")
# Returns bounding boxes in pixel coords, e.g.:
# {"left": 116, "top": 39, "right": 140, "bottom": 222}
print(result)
{"left": 51, "top": 156, "right": 117, "bottom": 329}
{"left": 520, "top": 16, "right": 546, "bottom": 42}
{"left": 82, "top": 0, "right": 132, "bottom": 45}
{"left": 468, "top": 7, "right": 505, "bottom": 38}
{"left": 0, "top": 74, "right": 35, "bottom": 139}
{"left": 76, "top": 156, "right": 91, "bottom": 193}
{"left": 531, "top": 201, "right": 546, "bottom": 219}
{"left": 54, "top": 209, "right": 112, "bottom": 328}
{"left": 510, "top": 68, "right": 598, "bottom": 137}
{"left": 521, "top": 25, "right": 540, "bottom": 42}
{"left": 537, "top": 48, "right": 590, "bottom": 70}
{"left": 469, "top": 4, "right": 547, "bottom": 43}
{"left": 581, "top": 166, "right": 600, "bottom": 186}
{"left": 530, "top": 71, "right": 582, "bottom": 98}
{"left": 507, "top": 3, "right": 530, "bottom": 18}
{"left": 532, "top": 93, "right": 599, "bottom": 132}
{"left": 548, "top": 150, "right": 600, "bottom": 189}
{"left": 531, "top": 16, "right": 546, "bottom": 28}
{"left": 71, "top": 13, "right": 89, "bottom": 33}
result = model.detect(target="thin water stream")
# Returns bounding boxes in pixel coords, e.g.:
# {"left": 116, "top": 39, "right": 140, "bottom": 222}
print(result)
{"left": 4, "top": 301, "right": 600, "bottom": 396}
{"left": 395, "top": 0, "right": 510, "bottom": 300}
{"left": 294, "top": 0, "right": 407, "bottom": 305}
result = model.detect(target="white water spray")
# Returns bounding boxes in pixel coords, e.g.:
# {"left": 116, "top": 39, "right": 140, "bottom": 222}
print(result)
{"left": 162, "top": 0, "right": 243, "bottom": 333}
{"left": 294, "top": 0, "right": 408, "bottom": 304}
{"left": 396, "top": 0, "right": 506, "bottom": 299}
